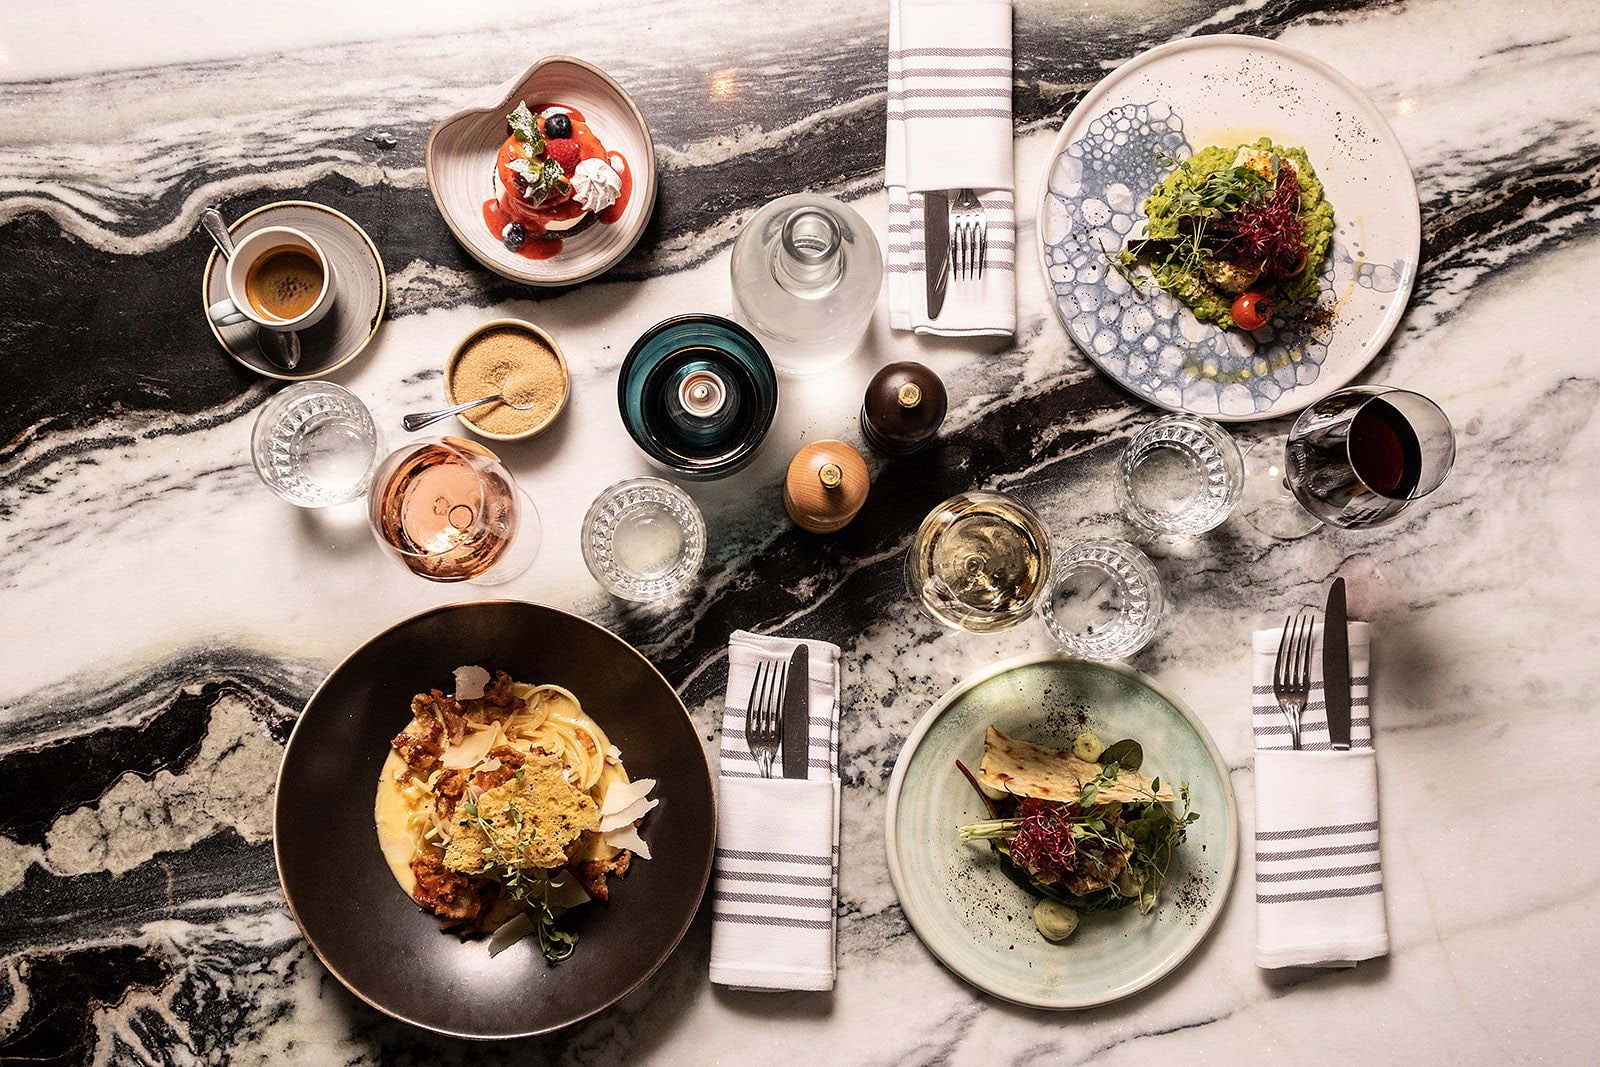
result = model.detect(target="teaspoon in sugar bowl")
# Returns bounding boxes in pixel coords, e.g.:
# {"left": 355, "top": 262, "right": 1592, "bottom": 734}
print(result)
{"left": 200, "top": 206, "right": 302, "bottom": 371}
{"left": 402, "top": 391, "right": 539, "bottom": 432}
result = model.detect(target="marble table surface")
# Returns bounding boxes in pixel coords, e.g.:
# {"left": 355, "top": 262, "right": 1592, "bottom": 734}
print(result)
{"left": 3, "top": 0, "right": 1598, "bottom": 1063}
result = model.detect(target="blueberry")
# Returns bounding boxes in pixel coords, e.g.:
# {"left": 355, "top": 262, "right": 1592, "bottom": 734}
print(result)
{"left": 544, "top": 113, "right": 573, "bottom": 139}
{"left": 502, "top": 222, "right": 526, "bottom": 250}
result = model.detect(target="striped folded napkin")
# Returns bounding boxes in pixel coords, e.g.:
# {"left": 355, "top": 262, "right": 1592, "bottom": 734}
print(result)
{"left": 886, "top": 0, "right": 1016, "bottom": 337}
{"left": 1252, "top": 620, "right": 1389, "bottom": 969}
{"left": 709, "top": 631, "right": 842, "bottom": 991}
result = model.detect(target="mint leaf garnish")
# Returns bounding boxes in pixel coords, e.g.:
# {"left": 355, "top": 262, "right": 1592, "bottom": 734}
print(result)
{"left": 506, "top": 101, "right": 545, "bottom": 154}
{"left": 506, "top": 155, "right": 568, "bottom": 206}
{"left": 541, "top": 159, "right": 570, "bottom": 200}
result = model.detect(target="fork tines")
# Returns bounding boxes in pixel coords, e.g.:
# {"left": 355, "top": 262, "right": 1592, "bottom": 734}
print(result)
{"left": 951, "top": 188, "right": 987, "bottom": 282}
{"left": 1272, "top": 610, "right": 1317, "bottom": 750}
{"left": 743, "top": 657, "right": 786, "bottom": 778}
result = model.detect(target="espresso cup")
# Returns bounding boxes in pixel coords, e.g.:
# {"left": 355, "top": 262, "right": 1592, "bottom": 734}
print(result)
{"left": 207, "top": 226, "right": 337, "bottom": 332}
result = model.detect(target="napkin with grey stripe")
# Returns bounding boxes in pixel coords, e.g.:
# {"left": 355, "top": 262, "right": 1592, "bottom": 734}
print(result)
{"left": 1252, "top": 620, "right": 1389, "bottom": 968}
{"left": 709, "top": 631, "right": 842, "bottom": 991}
{"left": 886, "top": 0, "right": 1016, "bottom": 336}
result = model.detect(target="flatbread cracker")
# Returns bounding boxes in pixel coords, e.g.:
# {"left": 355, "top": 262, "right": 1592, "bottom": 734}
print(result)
{"left": 978, "top": 726, "right": 1175, "bottom": 804}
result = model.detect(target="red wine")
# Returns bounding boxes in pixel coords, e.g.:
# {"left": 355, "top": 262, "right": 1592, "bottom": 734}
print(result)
{"left": 1348, "top": 398, "right": 1423, "bottom": 499}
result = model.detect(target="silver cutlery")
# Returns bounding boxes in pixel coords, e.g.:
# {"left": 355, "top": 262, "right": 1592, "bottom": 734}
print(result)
{"left": 1273, "top": 609, "right": 1316, "bottom": 750}
{"left": 950, "top": 188, "right": 987, "bottom": 282}
{"left": 200, "top": 206, "right": 302, "bottom": 371}
{"left": 401, "top": 391, "right": 539, "bottom": 432}
{"left": 743, "top": 657, "right": 786, "bottom": 778}
{"left": 1323, "top": 578, "right": 1352, "bottom": 751}
{"left": 780, "top": 645, "right": 810, "bottom": 780}
{"left": 923, "top": 190, "right": 950, "bottom": 319}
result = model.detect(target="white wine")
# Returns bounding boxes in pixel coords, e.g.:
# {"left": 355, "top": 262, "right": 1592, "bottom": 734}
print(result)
{"left": 909, "top": 492, "right": 1052, "bottom": 633}
{"left": 371, "top": 439, "right": 520, "bottom": 582}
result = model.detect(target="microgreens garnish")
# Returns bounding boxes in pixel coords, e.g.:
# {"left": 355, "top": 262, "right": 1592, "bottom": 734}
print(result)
{"left": 1116, "top": 150, "right": 1275, "bottom": 292}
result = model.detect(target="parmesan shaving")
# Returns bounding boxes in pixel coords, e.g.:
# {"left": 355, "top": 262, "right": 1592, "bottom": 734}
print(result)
{"left": 600, "top": 778, "right": 657, "bottom": 816}
{"left": 603, "top": 822, "right": 651, "bottom": 861}
{"left": 453, "top": 665, "right": 491, "bottom": 701}
{"left": 548, "top": 875, "right": 591, "bottom": 913}
{"left": 486, "top": 912, "right": 535, "bottom": 958}
{"left": 599, "top": 796, "right": 658, "bottom": 832}
{"left": 604, "top": 744, "right": 622, "bottom": 765}
{"left": 441, "top": 722, "right": 502, "bottom": 769}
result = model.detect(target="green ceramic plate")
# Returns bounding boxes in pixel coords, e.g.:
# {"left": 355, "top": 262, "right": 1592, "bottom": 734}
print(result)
{"left": 884, "top": 653, "right": 1238, "bottom": 1008}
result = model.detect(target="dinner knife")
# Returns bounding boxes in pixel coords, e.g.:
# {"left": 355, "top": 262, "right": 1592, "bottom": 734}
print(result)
{"left": 1323, "top": 577, "right": 1352, "bottom": 751}
{"left": 923, "top": 191, "right": 950, "bottom": 320}
{"left": 781, "top": 644, "right": 810, "bottom": 779}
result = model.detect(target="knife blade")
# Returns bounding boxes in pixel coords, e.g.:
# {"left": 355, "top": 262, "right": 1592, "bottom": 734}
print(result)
{"left": 1323, "top": 577, "right": 1352, "bottom": 751}
{"left": 922, "top": 191, "right": 950, "bottom": 320}
{"left": 781, "top": 645, "right": 810, "bottom": 779}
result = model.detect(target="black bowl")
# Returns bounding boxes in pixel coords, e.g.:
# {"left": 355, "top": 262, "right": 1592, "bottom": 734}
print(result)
{"left": 273, "top": 600, "right": 715, "bottom": 1039}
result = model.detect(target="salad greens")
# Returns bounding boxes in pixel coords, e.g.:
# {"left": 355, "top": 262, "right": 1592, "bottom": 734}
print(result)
{"left": 958, "top": 738, "right": 1198, "bottom": 926}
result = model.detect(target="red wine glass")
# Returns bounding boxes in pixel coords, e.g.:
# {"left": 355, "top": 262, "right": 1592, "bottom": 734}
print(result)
{"left": 1239, "top": 386, "right": 1456, "bottom": 539}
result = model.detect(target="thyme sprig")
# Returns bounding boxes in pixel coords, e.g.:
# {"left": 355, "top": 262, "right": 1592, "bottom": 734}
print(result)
{"left": 460, "top": 767, "right": 577, "bottom": 964}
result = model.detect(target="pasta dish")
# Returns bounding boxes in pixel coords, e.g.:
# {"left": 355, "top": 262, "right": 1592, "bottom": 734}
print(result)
{"left": 374, "top": 666, "right": 655, "bottom": 962}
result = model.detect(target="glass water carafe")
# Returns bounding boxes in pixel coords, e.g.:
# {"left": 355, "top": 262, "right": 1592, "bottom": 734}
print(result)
{"left": 731, "top": 194, "right": 883, "bottom": 375}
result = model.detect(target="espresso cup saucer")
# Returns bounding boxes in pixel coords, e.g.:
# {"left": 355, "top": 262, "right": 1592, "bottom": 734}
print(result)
{"left": 202, "top": 200, "right": 387, "bottom": 380}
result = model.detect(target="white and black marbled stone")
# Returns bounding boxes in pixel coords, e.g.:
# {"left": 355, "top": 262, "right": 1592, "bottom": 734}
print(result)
{"left": 3, "top": 0, "right": 1599, "bottom": 1063}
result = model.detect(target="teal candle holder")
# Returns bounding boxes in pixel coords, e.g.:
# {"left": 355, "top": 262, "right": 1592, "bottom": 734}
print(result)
{"left": 618, "top": 314, "right": 779, "bottom": 481}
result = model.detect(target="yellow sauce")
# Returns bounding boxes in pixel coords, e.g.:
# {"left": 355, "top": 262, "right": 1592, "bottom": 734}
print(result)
{"left": 373, "top": 750, "right": 420, "bottom": 895}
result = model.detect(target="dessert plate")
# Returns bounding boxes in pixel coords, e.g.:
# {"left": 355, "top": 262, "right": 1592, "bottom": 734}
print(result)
{"left": 885, "top": 654, "right": 1238, "bottom": 1009}
{"left": 1037, "top": 35, "right": 1420, "bottom": 420}
{"left": 427, "top": 56, "right": 657, "bottom": 287}
{"left": 201, "top": 201, "right": 386, "bottom": 380}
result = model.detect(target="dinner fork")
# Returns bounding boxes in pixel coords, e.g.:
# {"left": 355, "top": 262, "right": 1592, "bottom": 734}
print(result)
{"left": 743, "top": 657, "right": 786, "bottom": 777}
{"left": 1272, "top": 610, "right": 1317, "bottom": 750}
{"left": 950, "top": 189, "right": 987, "bottom": 282}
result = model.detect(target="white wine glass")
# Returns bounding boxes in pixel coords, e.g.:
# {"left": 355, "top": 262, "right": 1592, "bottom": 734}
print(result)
{"left": 908, "top": 491, "right": 1052, "bottom": 633}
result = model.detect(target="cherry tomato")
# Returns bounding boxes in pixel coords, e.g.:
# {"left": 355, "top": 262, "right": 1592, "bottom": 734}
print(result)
{"left": 1232, "top": 291, "right": 1273, "bottom": 330}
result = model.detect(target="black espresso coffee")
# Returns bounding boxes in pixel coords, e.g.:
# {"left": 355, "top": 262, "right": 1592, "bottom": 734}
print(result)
{"left": 245, "top": 246, "right": 323, "bottom": 321}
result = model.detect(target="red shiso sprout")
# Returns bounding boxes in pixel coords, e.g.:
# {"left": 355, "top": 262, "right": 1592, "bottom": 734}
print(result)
{"left": 1007, "top": 799, "right": 1077, "bottom": 879}
{"left": 1221, "top": 164, "right": 1307, "bottom": 279}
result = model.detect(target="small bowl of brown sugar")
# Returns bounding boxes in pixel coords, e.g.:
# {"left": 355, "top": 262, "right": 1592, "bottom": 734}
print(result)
{"left": 444, "top": 318, "right": 571, "bottom": 441}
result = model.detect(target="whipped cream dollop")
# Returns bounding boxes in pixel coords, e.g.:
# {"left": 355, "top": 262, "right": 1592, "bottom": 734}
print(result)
{"left": 571, "top": 157, "right": 622, "bottom": 214}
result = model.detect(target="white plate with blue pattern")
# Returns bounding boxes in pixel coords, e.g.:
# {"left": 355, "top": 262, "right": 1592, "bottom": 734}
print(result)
{"left": 884, "top": 654, "right": 1238, "bottom": 1009}
{"left": 1037, "top": 35, "right": 1420, "bottom": 421}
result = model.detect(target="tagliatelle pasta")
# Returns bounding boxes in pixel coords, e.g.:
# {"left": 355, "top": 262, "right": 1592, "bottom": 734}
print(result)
{"left": 372, "top": 667, "right": 654, "bottom": 961}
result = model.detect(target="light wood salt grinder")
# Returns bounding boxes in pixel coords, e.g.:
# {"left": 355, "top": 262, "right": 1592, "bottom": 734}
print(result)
{"left": 784, "top": 440, "right": 870, "bottom": 533}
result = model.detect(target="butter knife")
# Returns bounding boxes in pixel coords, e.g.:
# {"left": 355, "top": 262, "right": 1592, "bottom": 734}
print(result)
{"left": 781, "top": 644, "right": 810, "bottom": 779}
{"left": 1323, "top": 577, "right": 1352, "bottom": 751}
{"left": 923, "top": 191, "right": 950, "bottom": 320}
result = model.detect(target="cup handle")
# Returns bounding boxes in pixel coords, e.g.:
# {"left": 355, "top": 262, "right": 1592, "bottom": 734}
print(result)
{"left": 208, "top": 298, "right": 248, "bottom": 327}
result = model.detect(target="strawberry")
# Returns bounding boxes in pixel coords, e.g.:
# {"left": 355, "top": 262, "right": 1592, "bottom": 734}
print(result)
{"left": 546, "top": 139, "right": 582, "bottom": 176}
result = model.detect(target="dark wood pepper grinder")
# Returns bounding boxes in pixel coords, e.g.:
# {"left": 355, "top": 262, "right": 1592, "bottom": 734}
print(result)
{"left": 784, "top": 440, "right": 870, "bottom": 533}
{"left": 861, "top": 361, "right": 947, "bottom": 456}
